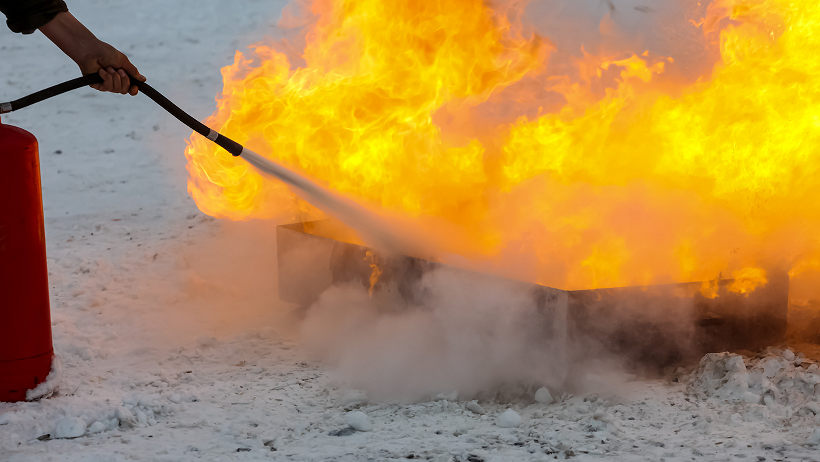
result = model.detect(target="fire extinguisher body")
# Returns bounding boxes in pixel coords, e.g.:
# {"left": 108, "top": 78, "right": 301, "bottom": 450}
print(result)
{"left": 0, "top": 118, "right": 54, "bottom": 402}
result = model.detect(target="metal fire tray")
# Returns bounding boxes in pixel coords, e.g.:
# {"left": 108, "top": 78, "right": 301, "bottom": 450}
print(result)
{"left": 277, "top": 220, "right": 788, "bottom": 368}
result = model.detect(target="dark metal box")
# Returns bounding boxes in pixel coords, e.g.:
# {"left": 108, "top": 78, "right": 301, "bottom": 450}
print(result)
{"left": 277, "top": 220, "right": 788, "bottom": 368}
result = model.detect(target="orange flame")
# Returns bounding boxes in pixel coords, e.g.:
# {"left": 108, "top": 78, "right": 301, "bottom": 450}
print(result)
{"left": 728, "top": 267, "right": 767, "bottom": 295}
{"left": 365, "top": 250, "right": 382, "bottom": 297}
{"left": 700, "top": 275, "right": 721, "bottom": 300}
{"left": 185, "top": 0, "right": 820, "bottom": 294}
{"left": 700, "top": 267, "right": 767, "bottom": 299}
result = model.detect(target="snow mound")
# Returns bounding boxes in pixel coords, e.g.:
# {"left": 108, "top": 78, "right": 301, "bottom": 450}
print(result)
{"left": 687, "top": 350, "right": 820, "bottom": 420}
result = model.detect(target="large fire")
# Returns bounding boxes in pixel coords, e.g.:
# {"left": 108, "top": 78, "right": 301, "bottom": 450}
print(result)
{"left": 184, "top": 0, "right": 820, "bottom": 296}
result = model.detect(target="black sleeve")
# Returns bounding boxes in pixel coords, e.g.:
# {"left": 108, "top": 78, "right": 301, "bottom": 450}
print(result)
{"left": 0, "top": 0, "right": 68, "bottom": 34}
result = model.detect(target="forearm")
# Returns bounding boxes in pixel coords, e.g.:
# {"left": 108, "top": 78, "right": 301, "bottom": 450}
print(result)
{"left": 39, "top": 12, "right": 98, "bottom": 67}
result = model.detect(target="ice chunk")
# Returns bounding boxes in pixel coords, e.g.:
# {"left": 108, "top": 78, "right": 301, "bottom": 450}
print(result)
{"left": 54, "top": 417, "right": 86, "bottom": 439}
{"left": 535, "top": 387, "right": 554, "bottom": 405}
{"left": 687, "top": 353, "right": 750, "bottom": 401}
{"left": 803, "top": 402, "right": 820, "bottom": 415}
{"left": 115, "top": 406, "right": 137, "bottom": 428}
{"left": 806, "top": 428, "right": 820, "bottom": 445}
{"left": 435, "top": 390, "right": 458, "bottom": 402}
{"left": 741, "top": 392, "right": 761, "bottom": 404}
{"left": 264, "top": 437, "right": 283, "bottom": 449}
{"left": 496, "top": 409, "right": 521, "bottom": 428}
{"left": 345, "top": 411, "right": 373, "bottom": 432}
{"left": 465, "top": 401, "right": 486, "bottom": 415}
{"left": 725, "top": 355, "right": 746, "bottom": 372}
{"left": 761, "top": 357, "right": 786, "bottom": 378}
{"left": 88, "top": 421, "right": 106, "bottom": 434}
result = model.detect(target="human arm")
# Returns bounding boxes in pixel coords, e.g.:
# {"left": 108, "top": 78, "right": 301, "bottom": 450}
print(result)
{"left": 38, "top": 11, "right": 146, "bottom": 95}
{"left": 0, "top": 1, "right": 145, "bottom": 95}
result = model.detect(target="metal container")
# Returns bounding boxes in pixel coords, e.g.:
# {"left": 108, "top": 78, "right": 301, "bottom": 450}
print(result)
{"left": 0, "top": 119, "right": 54, "bottom": 402}
{"left": 277, "top": 220, "right": 788, "bottom": 368}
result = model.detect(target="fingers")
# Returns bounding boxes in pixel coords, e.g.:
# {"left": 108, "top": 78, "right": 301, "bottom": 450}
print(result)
{"left": 90, "top": 64, "right": 141, "bottom": 96}
{"left": 120, "top": 57, "right": 146, "bottom": 82}
{"left": 118, "top": 58, "right": 143, "bottom": 95}
{"left": 96, "top": 68, "right": 112, "bottom": 92}
{"left": 106, "top": 67, "right": 126, "bottom": 94}
{"left": 115, "top": 69, "right": 140, "bottom": 96}
{"left": 117, "top": 69, "right": 131, "bottom": 95}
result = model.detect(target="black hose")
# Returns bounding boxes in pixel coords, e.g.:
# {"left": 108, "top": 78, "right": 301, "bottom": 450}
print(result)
{"left": 1, "top": 73, "right": 244, "bottom": 156}
{"left": 1, "top": 74, "right": 101, "bottom": 113}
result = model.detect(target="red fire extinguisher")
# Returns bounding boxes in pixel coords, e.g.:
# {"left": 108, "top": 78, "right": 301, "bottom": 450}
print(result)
{"left": 0, "top": 116, "right": 54, "bottom": 402}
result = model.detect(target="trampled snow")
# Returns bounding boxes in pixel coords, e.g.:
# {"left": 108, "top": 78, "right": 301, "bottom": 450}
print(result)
{"left": 1, "top": 0, "right": 819, "bottom": 461}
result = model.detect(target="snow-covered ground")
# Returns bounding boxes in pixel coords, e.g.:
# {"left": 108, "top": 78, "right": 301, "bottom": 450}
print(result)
{"left": 2, "top": 0, "right": 820, "bottom": 460}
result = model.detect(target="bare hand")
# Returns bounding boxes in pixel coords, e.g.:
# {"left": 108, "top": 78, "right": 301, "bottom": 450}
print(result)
{"left": 39, "top": 12, "right": 145, "bottom": 95}
{"left": 93, "top": 67, "right": 139, "bottom": 95}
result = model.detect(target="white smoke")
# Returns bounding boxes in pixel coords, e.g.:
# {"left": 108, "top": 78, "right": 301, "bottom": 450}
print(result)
{"left": 298, "top": 266, "right": 630, "bottom": 402}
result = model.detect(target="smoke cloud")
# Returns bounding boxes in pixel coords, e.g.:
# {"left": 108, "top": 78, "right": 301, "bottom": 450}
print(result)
{"left": 299, "top": 266, "right": 634, "bottom": 402}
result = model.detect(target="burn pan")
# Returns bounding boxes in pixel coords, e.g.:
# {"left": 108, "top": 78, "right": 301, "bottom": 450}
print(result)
{"left": 277, "top": 220, "right": 788, "bottom": 369}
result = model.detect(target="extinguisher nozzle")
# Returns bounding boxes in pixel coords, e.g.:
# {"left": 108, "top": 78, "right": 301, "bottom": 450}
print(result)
{"left": 0, "top": 102, "right": 11, "bottom": 114}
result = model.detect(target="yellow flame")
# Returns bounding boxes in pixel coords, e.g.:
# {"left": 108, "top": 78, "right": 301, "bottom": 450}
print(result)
{"left": 185, "top": 0, "right": 542, "bottom": 221}
{"left": 365, "top": 250, "right": 382, "bottom": 297}
{"left": 728, "top": 267, "right": 767, "bottom": 295}
{"left": 700, "top": 275, "right": 721, "bottom": 300}
{"left": 185, "top": 0, "right": 820, "bottom": 293}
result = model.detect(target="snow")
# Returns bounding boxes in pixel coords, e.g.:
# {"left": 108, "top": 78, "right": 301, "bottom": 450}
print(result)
{"left": 535, "top": 387, "right": 554, "bottom": 405}
{"left": 87, "top": 420, "right": 106, "bottom": 434}
{"left": 345, "top": 411, "right": 373, "bottom": 432}
{"left": 687, "top": 350, "right": 820, "bottom": 417}
{"left": 2, "top": 0, "right": 820, "bottom": 461}
{"left": 808, "top": 428, "right": 820, "bottom": 445}
{"left": 54, "top": 417, "right": 86, "bottom": 439}
{"left": 496, "top": 409, "right": 522, "bottom": 428}
{"left": 25, "top": 354, "right": 63, "bottom": 401}
{"left": 466, "top": 401, "right": 486, "bottom": 415}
